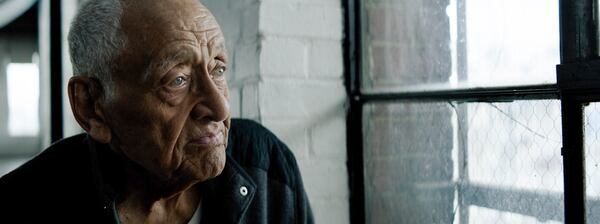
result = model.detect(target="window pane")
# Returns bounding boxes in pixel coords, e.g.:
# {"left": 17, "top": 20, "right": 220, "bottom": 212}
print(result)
{"left": 363, "top": 100, "right": 563, "bottom": 223}
{"left": 0, "top": 2, "right": 46, "bottom": 158}
{"left": 469, "top": 206, "right": 562, "bottom": 224}
{"left": 585, "top": 102, "right": 600, "bottom": 223}
{"left": 361, "top": 0, "right": 559, "bottom": 93}
{"left": 7, "top": 63, "right": 39, "bottom": 137}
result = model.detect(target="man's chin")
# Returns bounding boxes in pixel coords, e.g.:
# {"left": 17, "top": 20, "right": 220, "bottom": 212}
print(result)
{"left": 194, "top": 149, "right": 227, "bottom": 182}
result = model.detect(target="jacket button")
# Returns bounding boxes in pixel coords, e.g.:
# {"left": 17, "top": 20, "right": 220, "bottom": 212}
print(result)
{"left": 240, "top": 186, "right": 248, "bottom": 196}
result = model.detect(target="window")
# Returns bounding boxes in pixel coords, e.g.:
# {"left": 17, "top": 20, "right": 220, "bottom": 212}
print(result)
{"left": 0, "top": 1, "right": 46, "bottom": 158}
{"left": 0, "top": 0, "right": 82, "bottom": 177}
{"left": 345, "top": 0, "right": 599, "bottom": 223}
{"left": 7, "top": 62, "right": 40, "bottom": 137}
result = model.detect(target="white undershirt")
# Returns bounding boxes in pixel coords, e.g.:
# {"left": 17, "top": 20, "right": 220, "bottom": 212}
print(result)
{"left": 187, "top": 201, "right": 202, "bottom": 224}
{"left": 114, "top": 201, "right": 202, "bottom": 224}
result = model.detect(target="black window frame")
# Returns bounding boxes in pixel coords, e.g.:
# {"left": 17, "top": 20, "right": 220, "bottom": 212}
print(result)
{"left": 50, "top": 0, "right": 63, "bottom": 143}
{"left": 343, "top": 0, "right": 599, "bottom": 223}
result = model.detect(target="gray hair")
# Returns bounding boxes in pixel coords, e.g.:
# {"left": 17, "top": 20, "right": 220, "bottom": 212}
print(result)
{"left": 68, "top": 0, "right": 125, "bottom": 100}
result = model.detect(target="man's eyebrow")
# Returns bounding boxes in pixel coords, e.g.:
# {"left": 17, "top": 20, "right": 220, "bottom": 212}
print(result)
{"left": 210, "top": 42, "right": 227, "bottom": 60}
{"left": 143, "top": 48, "right": 196, "bottom": 81}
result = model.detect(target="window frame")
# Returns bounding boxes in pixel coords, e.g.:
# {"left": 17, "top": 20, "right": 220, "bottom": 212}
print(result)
{"left": 343, "top": 0, "right": 599, "bottom": 223}
{"left": 49, "top": 0, "right": 63, "bottom": 143}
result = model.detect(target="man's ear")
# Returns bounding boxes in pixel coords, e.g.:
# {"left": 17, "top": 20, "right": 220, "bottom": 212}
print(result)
{"left": 68, "top": 76, "right": 112, "bottom": 144}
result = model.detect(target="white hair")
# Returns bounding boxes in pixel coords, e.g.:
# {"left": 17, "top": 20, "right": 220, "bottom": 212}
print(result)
{"left": 68, "top": 0, "right": 125, "bottom": 100}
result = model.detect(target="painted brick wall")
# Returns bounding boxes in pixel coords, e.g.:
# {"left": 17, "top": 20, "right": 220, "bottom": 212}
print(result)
{"left": 362, "top": 0, "right": 454, "bottom": 223}
{"left": 204, "top": 0, "right": 349, "bottom": 223}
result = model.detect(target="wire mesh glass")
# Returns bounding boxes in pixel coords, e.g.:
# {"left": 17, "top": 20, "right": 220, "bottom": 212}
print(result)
{"left": 360, "top": 0, "right": 559, "bottom": 93}
{"left": 584, "top": 102, "right": 600, "bottom": 223}
{"left": 363, "top": 100, "right": 563, "bottom": 224}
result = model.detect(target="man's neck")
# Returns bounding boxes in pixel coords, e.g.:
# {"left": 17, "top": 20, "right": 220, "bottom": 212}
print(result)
{"left": 115, "top": 158, "right": 202, "bottom": 224}
{"left": 117, "top": 186, "right": 201, "bottom": 224}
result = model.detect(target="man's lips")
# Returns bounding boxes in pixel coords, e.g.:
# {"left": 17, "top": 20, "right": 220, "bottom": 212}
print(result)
{"left": 189, "top": 131, "right": 224, "bottom": 146}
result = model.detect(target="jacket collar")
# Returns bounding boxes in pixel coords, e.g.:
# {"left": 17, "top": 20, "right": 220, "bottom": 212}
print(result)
{"left": 86, "top": 135, "right": 257, "bottom": 224}
{"left": 200, "top": 156, "right": 257, "bottom": 223}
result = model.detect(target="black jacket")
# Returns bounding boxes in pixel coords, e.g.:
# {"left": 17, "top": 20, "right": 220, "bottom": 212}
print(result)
{"left": 0, "top": 119, "right": 313, "bottom": 224}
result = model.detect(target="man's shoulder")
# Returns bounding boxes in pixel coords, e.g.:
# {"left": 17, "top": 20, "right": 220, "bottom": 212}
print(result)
{"left": 0, "top": 134, "right": 92, "bottom": 195}
{"left": 228, "top": 118, "right": 277, "bottom": 141}
{"left": 228, "top": 118, "right": 298, "bottom": 167}
{"left": 228, "top": 118, "right": 303, "bottom": 187}
{"left": 0, "top": 134, "right": 106, "bottom": 220}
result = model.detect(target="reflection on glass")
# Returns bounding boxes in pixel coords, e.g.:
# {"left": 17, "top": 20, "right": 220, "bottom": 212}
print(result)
{"left": 469, "top": 206, "right": 562, "bottom": 224}
{"left": 7, "top": 63, "right": 39, "bottom": 137}
{"left": 361, "top": 0, "right": 559, "bottom": 93}
{"left": 464, "top": 0, "right": 559, "bottom": 87}
{"left": 584, "top": 103, "right": 600, "bottom": 223}
{"left": 363, "top": 100, "right": 564, "bottom": 223}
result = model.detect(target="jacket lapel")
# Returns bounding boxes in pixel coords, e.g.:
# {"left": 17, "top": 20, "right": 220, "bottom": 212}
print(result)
{"left": 200, "top": 155, "right": 257, "bottom": 224}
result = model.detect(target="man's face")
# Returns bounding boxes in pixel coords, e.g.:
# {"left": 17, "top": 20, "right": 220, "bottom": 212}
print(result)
{"left": 103, "top": 0, "right": 230, "bottom": 186}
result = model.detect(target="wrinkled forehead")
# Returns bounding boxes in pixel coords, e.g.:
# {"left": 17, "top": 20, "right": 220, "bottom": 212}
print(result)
{"left": 121, "top": 0, "right": 224, "bottom": 51}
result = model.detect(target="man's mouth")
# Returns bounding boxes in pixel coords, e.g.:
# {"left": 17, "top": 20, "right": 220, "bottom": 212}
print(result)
{"left": 189, "top": 131, "right": 224, "bottom": 146}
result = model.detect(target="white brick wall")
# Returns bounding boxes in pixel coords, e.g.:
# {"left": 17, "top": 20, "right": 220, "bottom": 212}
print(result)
{"left": 205, "top": 0, "right": 349, "bottom": 223}
{"left": 260, "top": 38, "right": 307, "bottom": 77}
{"left": 259, "top": 2, "right": 343, "bottom": 39}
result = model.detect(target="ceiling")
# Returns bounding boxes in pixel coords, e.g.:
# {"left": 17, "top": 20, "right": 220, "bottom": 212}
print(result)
{"left": 0, "top": 0, "right": 37, "bottom": 30}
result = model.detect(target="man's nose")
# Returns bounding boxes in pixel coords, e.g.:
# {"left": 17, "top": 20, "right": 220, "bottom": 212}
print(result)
{"left": 191, "top": 78, "right": 230, "bottom": 122}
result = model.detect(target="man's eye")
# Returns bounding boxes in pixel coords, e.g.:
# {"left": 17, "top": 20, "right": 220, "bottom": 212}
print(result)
{"left": 212, "top": 66, "right": 226, "bottom": 78}
{"left": 169, "top": 75, "right": 188, "bottom": 88}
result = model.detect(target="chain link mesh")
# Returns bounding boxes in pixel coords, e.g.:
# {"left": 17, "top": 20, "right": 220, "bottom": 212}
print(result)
{"left": 585, "top": 103, "right": 600, "bottom": 223}
{"left": 363, "top": 100, "right": 564, "bottom": 224}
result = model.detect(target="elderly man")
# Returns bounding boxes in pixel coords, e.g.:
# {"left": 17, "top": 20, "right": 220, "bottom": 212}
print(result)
{"left": 0, "top": 0, "right": 313, "bottom": 223}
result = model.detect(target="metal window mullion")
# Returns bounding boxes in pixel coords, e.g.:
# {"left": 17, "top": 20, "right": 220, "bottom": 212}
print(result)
{"left": 560, "top": 97, "right": 586, "bottom": 223}
{"left": 49, "top": 0, "right": 63, "bottom": 143}
{"left": 558, "top": 0, "right": 597, "bottom": 223}
{"left": 360, "top": 84, "right": 560, "bottom": 103}
{"left": 0, "top": 41, "right": 8, "bottom": 138}
{"left": 343, "top": 0, "right": 366, "bottom": 223}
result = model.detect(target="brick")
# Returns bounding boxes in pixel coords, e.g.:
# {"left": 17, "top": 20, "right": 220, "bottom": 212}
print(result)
{"left": 259, "top": 79, "right": 346, "bottom": 119}
{"left": 203, "top": 1, "right": 238, "bottom": 45}
{"left": 228, "top": 87, "right": 241, "bottom": 118}
{"left": 366, "top": 1, "right": 450, "bottom": 42}
{"left": 234, "top": 42, "right": 260, "bottom": 79}
{"left": 364, "top": 155, "right": 453, "bottom": 192}
{"left": 367, "top": 43, "right": 452, "bottom": 90}
{"left": 259, "top": 38, "right": 307, "bottom": 77}
{"left": 228, "top": 0, "right": 259, "bottom": 10}
{"left": 310, "top": 198, "right": 350, "bottom": 224}
{"left": 363, "top": 103, "right": 453, "bottom": 158}
{"left": 224, "top": 48, "right": 237, "bottom": 82}
{"left": 259, "top": 2, "right": 342, "bottom": 39}
{"left": 366, "top": 4, "right": 417, "bottom": 42}
{"left": 308, "top": 40, "right": 343, "bottom": 78}
{"left": 262, "top": 0, "right": 340, "bottom": 8}
{"left": 362, "top": 104, "right": 455, "bottom": 222}
{"left": 241, "top": 84, "right": 259, "bottom": 119}
{"left": 261, "top": 118, "right": 310, "bottom": 160}
{"left": 216, "top": 9, "right": 242, "bottom": 44}
{"left": 365, "top": 187, "right": 454, "bottom": 224}
{"left": 241, "top": 2, "right": 260, "bottom": 42}
{"left": 203, "top": 0, "right": 228, "bottom": 17}
{"left": 298, "top": 159, "right": 349, "bottom": 198}
{"left": 310, "top": 113, "right": 346, "bottom": 161}
{"left": 364, "top": 0, "right": 452, "bottom": 90}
